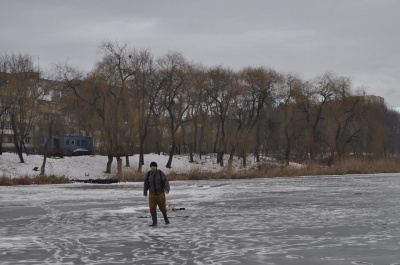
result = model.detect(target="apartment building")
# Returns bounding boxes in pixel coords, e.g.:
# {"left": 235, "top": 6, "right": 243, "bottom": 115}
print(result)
{"left": 0, "top": 71, "right": 93, "bottom": 155}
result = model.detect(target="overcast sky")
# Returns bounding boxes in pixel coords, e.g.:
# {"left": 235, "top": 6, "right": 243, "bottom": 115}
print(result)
{"left": 1, "top": 0, "right": 399, "bottom": 107}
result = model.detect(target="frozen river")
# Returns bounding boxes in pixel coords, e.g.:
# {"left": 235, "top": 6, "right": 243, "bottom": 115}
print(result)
{"left": 1, "top": 174, "right": 400, "bottom": 264}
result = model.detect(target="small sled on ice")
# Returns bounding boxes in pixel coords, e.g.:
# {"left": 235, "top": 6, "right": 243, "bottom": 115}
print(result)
{"left": 143, "top": 204, "right": 185, "bottom": 213}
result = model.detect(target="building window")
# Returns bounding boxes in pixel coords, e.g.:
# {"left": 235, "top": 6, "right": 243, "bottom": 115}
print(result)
{"left": 8, "top": 136, "right": 13, "bottom": 143}
{"left": 66, "top": 140, "right": 69, "bottom": 146}
{"left": 71, "top": 140, "right": 75, "bottom": 146}
{"left": 77, "top": 140, "right": 80, "bottom": 146}
{"left": 25, "top": 138, "right": 30, "bottom": 144}
{"left": 82, "top": 140, "right": 86, "bottom": 146}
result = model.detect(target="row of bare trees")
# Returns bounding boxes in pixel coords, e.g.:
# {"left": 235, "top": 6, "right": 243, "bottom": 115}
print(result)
{"left": 0, "top": 53, "right": 46, "bottom": 163}
{"left": 1, "top": 44, "right": 400, "bottom": 177}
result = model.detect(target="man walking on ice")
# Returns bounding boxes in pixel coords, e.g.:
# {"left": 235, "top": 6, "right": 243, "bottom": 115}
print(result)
{"left": 143, "top": 161, "right": 170, "bottom": 226}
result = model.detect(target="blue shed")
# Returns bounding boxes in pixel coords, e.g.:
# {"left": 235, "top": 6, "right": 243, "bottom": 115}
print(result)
{"left": 43, "top": 135, "right": 92, "bottom": 156}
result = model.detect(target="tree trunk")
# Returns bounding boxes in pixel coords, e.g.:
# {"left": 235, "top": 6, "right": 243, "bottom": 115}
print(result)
{"left": 138, "top": 144, "right": 144, "bottom": 172}
{"left": 15, "top": 141, "right": 24, "bottom": 163}
{"left": 193, "top": 123, "right": 198, "bottom": 154}
{"left": 309, "top": 130, "right": 315, "bottom": 160}
{"left": 13, "top": 135, "right": 22, "bottom": 162}
{"left": 327, "top": 150, "right": 335, "bottom": 167}
{"left": 105, "top": 155, "right": 113, "bottom": 173}
{"left": 189, "top": 143, "right": 194, "bottom": 163}
{"left": 0, "top": 131, "right": 3, "bottom": 156}
{"left": 40, "top": 120, "right": 54, "bottom": 175}
{"left": 285, "top": 138, "right": 292, "bottom": 166}
{"left": 228, "top": 146, "right": 236, "bottom": 170}
{"left": 199, "top": 120, "right": 205, "bottom": 160}
{"left": 22, "top": 141, "right": 29, "bottom": 156}
{"left": 40, "top": 155, "right": 47, "bottom": 176}
{"left": 214, "top": 123, "right": 220, "bottom": 157}
{"left": 155, "top": 125, "right": 162, "bottom": 155}
{"left": 218, "top": 151, "right": 224, "bottom": 167}
{"left": 116, "top": 156, "right": 122, "bottom": 178}
{"left": 242, "top": 149, "right": 247, "bottom": 168}
{"left": 156, "top": 142, "right": 161, "bottom": 155}
{"left": 254, "top": 125, "right": 260, "bottom": 163}
{"left": 125, "top": 155, "right": 130, "bottom": 167}
{"left": 166, "top": 142, "right": 175, "bottom": 168}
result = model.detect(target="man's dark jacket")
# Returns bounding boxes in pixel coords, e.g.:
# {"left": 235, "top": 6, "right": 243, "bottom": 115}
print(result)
{"left": 143, "top": 170, "right": 170, "bottom": 196}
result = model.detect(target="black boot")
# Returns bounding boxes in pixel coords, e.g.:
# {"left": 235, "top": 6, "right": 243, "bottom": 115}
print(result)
{"left": 162, "top": 211, "right": 170, "bottom": 224}
{"left": 149, "top": 214, "right": 157, "bottom": 226}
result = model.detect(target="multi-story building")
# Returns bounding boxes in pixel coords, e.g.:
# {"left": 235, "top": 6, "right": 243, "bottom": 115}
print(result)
{"left": 0, "top": 72, "right": 93, "bottom": 155}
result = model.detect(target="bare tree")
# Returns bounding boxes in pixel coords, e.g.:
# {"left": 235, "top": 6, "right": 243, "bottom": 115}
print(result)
{"left": 0, "top": 53, "right": 44, "bottom": 162}
{"left": 318, "top": 75, "right": 360, "bottom": 165}
{"left": 40, "top": 119, "right": 54, "bottom": 175}
{"left": 299, "top": 73, "right": 338, "bottom": 160}
{"left": 126, "top": 49, "right": 160, "bottom": 171}
{"left": 156, "top": 52, "right": 190, "bottom": 168}
{"left": 234, "top": 67, "right": 281, "bottom": 166}
{"left": 184, "top": 66, "right": 209, "bottom": 161}
{"left": 205, "top": 66, "right": 238, "bottom": 166}
{"left": 57, "top": 41, "right": 135, "bottom": 177}
{"left": 276, "top": 74, "right": 305, "bottom": 165}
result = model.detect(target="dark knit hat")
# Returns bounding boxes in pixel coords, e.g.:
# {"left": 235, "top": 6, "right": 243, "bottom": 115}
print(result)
{"left": 150, "top": 161, "right": 158, "bottom": 168}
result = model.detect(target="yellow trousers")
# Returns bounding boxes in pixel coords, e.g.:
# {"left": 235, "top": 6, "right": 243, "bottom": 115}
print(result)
{"left": 149, "top": 192, "right": 166, "bottom": 215}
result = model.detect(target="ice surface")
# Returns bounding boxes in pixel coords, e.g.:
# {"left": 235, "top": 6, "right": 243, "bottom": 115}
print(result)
{"left": 1, "top": 175, "right": 400, "bottom": 264}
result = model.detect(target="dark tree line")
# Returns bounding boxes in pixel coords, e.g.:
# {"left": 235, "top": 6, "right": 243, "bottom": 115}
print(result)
{"left": 1, "top": 44, "right": 400, "bottom": 176}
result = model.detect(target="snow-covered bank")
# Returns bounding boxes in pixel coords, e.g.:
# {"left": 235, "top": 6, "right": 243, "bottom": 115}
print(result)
{"left": 0, "top": 152, "right": 272, "bottom": 180}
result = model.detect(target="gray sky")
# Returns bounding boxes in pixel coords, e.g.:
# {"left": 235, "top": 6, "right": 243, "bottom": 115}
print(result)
{"left": 1, "top": 0, "right": 400, "bottom": 107}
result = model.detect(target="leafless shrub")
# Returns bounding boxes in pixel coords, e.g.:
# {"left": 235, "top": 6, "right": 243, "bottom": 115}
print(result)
{"left": 32, "top": 175, "right": 71, "bottom": 184}
{"left": 2, "top": 156, "right": 400, "bottom": 186}
{"left": 0, "top": 176, "right": 13, "bottom": 186}
{"left": 0, "top": 175, "right": 71, "bottom": 186}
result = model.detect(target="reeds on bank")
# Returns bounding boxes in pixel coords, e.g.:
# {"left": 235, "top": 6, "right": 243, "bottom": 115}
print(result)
{"left": 2, "top": 155, "right": 400, "bottom": 186}
{"left": 119, "top": 155, "right": 400, "bottom": 182}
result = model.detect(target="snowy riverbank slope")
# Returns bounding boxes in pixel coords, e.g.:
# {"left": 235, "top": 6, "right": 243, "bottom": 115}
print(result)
{"left": 0, "top": 152, "right": 275, "bottom": 180}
